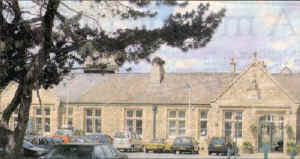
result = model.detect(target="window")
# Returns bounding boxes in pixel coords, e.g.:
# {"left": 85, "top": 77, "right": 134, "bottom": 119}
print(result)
{"left": 45, "top": 118, "right": 50, "bottom": 132}
{"left": 199, "top": 111, "right": 208, "bottom": 137}
{"left": 68, "top": 107, "right": 73, "bottom": 116}
{"left": 86, "top": 109, "right": 93, "bottom": 117}
{"left": 32, "top": 106, "right": 53, "bottom": 134}
{"left": 68, "top": 118, "right": 72, "bottom": 128}
{"left": 86, "top": 119, "right": 93, "bottom": 133}
{"left": 168, "top": 110, "right": 186, "bottom": 138}
{"left": 36, "top": 108, "right": 42, "bottom": 115}
{"left": 127, "top": 110, "right": 133, "bottom": 118}
{"left": 84, "top": 108, "right": 101, "bottom": 133}
{"left": 44, "top": 108, "right": 50, "bottom": 116}
{"left": 223, "top": 111, "right": 243, "bottom": 138}
{"left": 136, "top": 120, "right": 142, "bottom": 135}
{"left": 95, "top": 110, "right": 101, "bottom": 117}
{"left": 95, "top": 119, "right": 101, "bottom": 133}
{"left": 36, "top": 117, "right": 42, "bottom": 130}
{"left": 125, "top": 109, "right": 143, "bottom": 137}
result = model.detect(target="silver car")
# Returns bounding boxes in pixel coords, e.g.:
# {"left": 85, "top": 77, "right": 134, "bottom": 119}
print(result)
{"left": 113, "top": 131, "right": 143, "bottom": 152}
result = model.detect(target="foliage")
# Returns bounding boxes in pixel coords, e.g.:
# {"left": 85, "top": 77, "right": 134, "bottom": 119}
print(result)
{"left": 0, "top": 0, "right": 225, "bottom": 158}
{"left": 287, "top": 142, "right": 299, "bottom": 154}
{"left": 242, "top": 141, "right": 253, "bottom": 154}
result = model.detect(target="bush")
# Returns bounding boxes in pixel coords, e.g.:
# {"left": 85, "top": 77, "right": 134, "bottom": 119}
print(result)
{"left": 287, "top": 142, "right": 298, "bottom": 154}
{"left": 242, "top": 141, "right": 253, "bottom": 154}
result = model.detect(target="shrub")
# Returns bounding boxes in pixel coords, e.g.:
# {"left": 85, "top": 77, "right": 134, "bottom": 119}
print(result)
{"left": 242, "top": 141, "right": 253, "bottom": 154}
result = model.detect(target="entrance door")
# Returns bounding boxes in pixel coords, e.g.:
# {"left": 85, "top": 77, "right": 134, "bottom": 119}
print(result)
{"left": 258, "top": 114, "right": 284, "bottom": 153}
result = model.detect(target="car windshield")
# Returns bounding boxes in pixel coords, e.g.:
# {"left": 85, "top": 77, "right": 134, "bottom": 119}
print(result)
{"left": 174, "top": 137, "right": 192, "bottom": 144}
{"left": 212, "top": 138, "right": 225, "bottom": 144}
{"left": 114, "top": 132, "right": 127, "bottom": 138}
{"left": 47, "top": 145, "right": 93, "bottom": 159}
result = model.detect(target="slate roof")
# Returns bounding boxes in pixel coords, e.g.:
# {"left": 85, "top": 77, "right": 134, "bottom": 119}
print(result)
{"left": 52, "top": 71, "right": 300, "bottom": 105}
{"left": 53, "top": 72, "right": 237, "bottom": 104}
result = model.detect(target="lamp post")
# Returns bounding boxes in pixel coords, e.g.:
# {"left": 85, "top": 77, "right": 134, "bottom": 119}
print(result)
{"left": 152, "top": 105, "right": 157, "bottom": 140}
{"left": 186, "top": 83, "right": 191, "bottom": 136}
{"left": 234, "top": 122, "right": 238, "bottom": 159}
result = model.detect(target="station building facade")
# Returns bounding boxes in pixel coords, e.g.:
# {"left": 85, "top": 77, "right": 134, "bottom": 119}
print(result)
{"left": 1, "top": 55, "right": 300, "bottom": 154}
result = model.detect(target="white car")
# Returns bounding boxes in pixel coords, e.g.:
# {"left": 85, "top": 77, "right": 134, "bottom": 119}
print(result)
{"left": 113, "top": 131, "right": 143, "bottom": 152}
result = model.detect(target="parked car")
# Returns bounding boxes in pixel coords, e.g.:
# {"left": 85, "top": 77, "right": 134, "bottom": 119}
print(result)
{"left": 143, "top": 138, "right": 166, "bottom": 153}
{"left": 0, "top": 140, "right": 48, "bottom": 157}
{"left": 87, "top": 134, "right": 114, "bottom": 144}
{"left": 70, "top": 136, "right": 95, "bottom": 143}
{"left": 113, "top": 131, "right": 143, "bottom": 152}
{"left": 23, "top": 140, "right": 49, "bottom": 157}
{"left": 53, "top": 128, "right": 73, "bottom": 144}
{"left": 170, "top": 136, "right": 199, "bottom": 154}
{"left": 208, "top": 137, "right": 237, "bottom": 155}
{"left": 40, "top": 143, "right": 128, "bottom": 159}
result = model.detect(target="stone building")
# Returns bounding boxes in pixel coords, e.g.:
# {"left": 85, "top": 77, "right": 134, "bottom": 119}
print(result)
{"left": 1, "top": 53, "right": 300, "bottom": 154}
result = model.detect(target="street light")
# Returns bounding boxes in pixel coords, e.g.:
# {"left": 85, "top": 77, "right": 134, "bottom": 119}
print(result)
{"left": 186, "top": 83, "right": 191, "bottom": 136}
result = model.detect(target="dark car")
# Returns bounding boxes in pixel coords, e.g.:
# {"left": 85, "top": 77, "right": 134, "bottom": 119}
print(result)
{"left": 23, "top": 140, "right": 49, "bottom": 157}
{"left": 170, "top": 136, "right": 199, "bottom": 154}
{"left": 208, "top": 137, "right": 237, "bottom": 155}
{"left": 87, "top": 134, "right": 113, "bottom": 144}
{"left": 40, "top": 143, "right": 128, "bottom": 159}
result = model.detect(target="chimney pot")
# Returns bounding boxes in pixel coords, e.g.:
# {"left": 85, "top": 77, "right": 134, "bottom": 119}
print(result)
{"left": 151, "top": 57, "right": 165, "bottom": 84}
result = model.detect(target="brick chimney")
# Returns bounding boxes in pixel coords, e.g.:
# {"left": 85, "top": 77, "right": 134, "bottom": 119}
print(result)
{"left": 151, "top": 57, "right": 165, "bottom": 84}
{"left": 230, "top": 58, "right": 236, "bottom": 73}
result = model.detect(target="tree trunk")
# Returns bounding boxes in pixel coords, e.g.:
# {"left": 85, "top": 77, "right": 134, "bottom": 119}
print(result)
{"left": 1, "top": 84, "right": 33, "bottom": 159}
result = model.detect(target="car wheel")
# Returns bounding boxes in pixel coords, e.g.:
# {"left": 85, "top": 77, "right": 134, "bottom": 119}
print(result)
{"left": 208, "top": 151, "right": 212, "bottom": 155}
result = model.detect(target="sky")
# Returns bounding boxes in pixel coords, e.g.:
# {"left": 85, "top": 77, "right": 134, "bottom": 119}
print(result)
{"left": 120, "top": 1, "right": 300, "bottom": 73}
{"left": 23, "top": 1, "right": 300, "bottom": 73}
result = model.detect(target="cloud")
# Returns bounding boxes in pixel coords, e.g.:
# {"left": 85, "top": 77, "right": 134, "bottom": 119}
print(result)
{"left": 281, "top": 56, "right": 300, "bottom": 71}
{"left": 269, "top": 41, "right": 288, "bottom": 51}
{"left": 174, "top": 58, "right": 204, "bottom": 70}
{"left": 269, "top": 38, "right": 297, "bottom": 51}
{"left": 257, "top": 8, "right": 279, "bottom": 29}
{"left": 263, "top": 58, "right": 274, "bottom": 66}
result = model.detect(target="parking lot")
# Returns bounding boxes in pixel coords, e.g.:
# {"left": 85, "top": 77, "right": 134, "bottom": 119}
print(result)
{"left": 125, "top": 152, "right": 222, "bottom": 159}
{"left": 124, "top": 152, "right": 298, "bottom": 159}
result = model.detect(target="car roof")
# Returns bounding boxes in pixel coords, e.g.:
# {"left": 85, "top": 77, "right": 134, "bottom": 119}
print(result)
{"left": 55, "top": 143, "right": 111, "bottom": 146}
{"left": 175, "top": 136, "right": 193, "bottom": 139}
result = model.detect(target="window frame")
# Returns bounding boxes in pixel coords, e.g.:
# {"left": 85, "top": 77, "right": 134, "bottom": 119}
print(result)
{"left": 125, "top": 109, "right": 143, "bottom": 137}
{"left": 167, "top": 109, "right": 186, "bottom": 138}
{"left": 223, "top": 111, "right": 243, "bottom": 139}
{"left": 84, "top": 108, "right": 102, "bottom": 134}
{"left": 198, "top": 110, "right": 208, "bottom": 138}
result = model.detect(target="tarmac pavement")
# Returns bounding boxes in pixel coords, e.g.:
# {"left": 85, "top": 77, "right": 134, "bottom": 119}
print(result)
{"left": 125, "top": 152, "right": 300, "bottom": 159}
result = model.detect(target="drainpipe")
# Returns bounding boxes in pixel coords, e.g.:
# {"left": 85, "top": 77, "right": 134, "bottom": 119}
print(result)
{"left": 152, "top": 105, "right": 157, "bottom": 140}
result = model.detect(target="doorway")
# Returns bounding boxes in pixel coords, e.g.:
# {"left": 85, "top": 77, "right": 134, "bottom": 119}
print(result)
{"left": 258, "top": 114, "right": 284, "bottom": 153}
